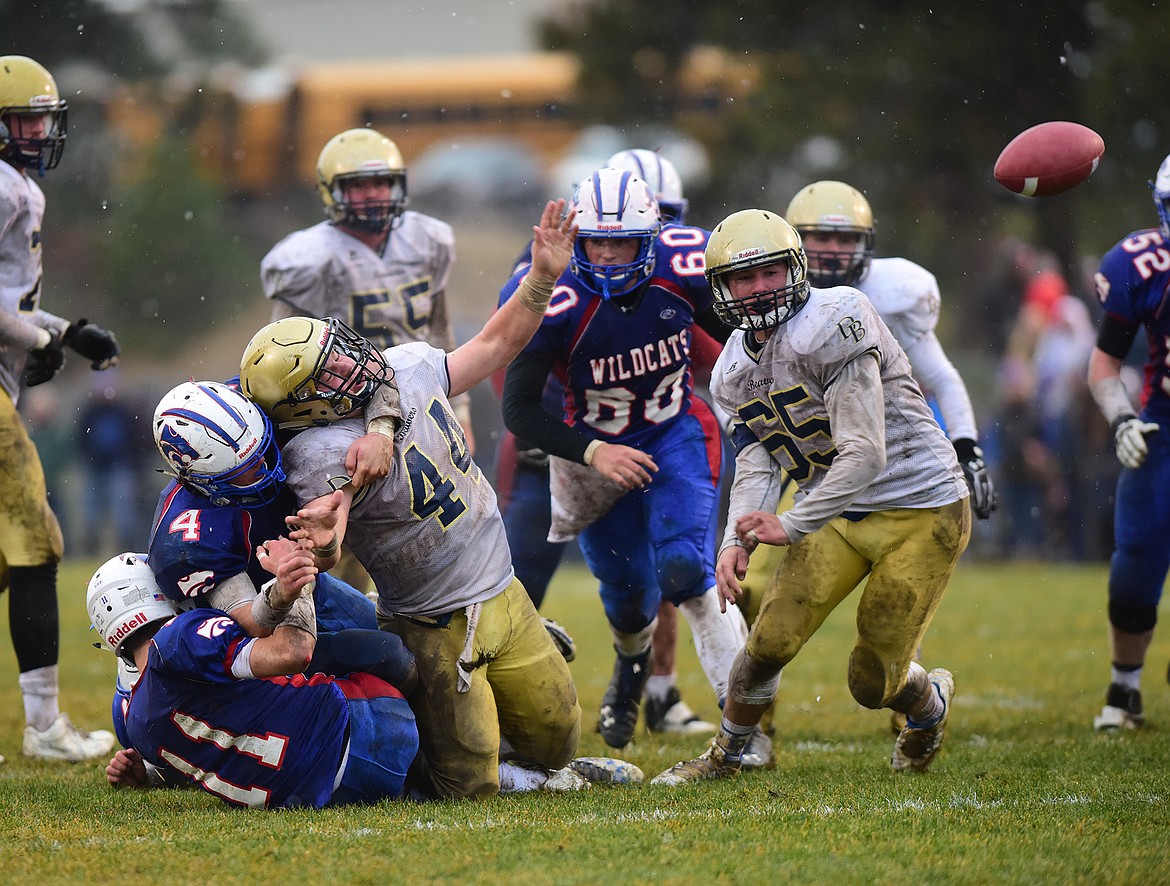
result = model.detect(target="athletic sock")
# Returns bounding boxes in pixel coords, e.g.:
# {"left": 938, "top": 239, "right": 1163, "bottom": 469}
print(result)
{"left": 1111, "top": 663, "right": 1142, "bottom": 692}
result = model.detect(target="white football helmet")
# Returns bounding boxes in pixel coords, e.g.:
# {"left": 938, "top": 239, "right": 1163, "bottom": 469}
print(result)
{"left": 605, "top": 148, "right": 688, "bottom": 223}
{"left": 1153, "top": 154, "right": 1170, "bottom": 241}
{"left": 785, "top": 181, "right": 875, "bottom": 287}
{"left": 705, "top": 209, "right": 810, "bottom": 331}
{"left": 153, "top": 381, "right": 285, "bottom": 508}
{"left": 87, "top": 553, "right": 176, "bottom": 664}
{"left": 568, "top": 167, "right": 662, "bottom": 300}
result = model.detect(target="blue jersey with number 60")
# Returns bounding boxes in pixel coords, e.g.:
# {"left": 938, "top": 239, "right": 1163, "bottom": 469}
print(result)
{"left": 502, "top": 224, "right": 713, "bottom": 448}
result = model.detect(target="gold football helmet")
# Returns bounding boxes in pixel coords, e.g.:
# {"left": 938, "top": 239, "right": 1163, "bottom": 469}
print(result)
{"left": 705, "top": 209, "right": 809, "bottom": 331}
{"left": 239, "top": 316, "right": 391, "bottom": 430}
{"left": 316, "top": 128, "right": 408, "bottom": 233}
{"left": 784, "top": 181, "right": 874, "bottom": 286}
{"left": 0, "top": 55, "right": 67, "bottom": 174}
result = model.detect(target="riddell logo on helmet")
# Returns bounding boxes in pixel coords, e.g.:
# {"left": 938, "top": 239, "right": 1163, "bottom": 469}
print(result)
{"left": 107, "top": 611, "right": 151, "bottom": 648}
{"left": 733, "top": 247, "right": 764, "bottom": 260}
{"left": 595, "top": 223, "right": 624, "bottom": 231}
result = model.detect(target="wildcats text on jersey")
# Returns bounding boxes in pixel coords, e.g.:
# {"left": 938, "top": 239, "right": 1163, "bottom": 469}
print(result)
{"left": 588, "top": 329, "right": 691, "bottom": 384}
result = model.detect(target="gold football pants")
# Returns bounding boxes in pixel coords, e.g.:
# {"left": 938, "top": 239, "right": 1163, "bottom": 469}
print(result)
{"left": 0, "top": 389, "right": 63, "bottom": 569}
{"left": 745, "top": 500, "right": 970, "bottom": 710}
{"left": 378, "top": 577, "right": 581, "bottom": 799}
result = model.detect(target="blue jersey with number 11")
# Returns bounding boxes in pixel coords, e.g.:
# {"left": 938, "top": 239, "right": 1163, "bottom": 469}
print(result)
{"left": 504, "top": 224, "right": 712, "bottom": 448}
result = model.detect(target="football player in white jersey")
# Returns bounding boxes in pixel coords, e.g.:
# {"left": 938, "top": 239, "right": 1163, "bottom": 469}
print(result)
{"left": 261, "top": 127, "right": 468, "bottom": 591}
{"left": 653, "top": 209, "right": 970, "bottom": 785}
{"left": 736, "top": 181, "right": 995, "bottom": 735}
{"left": 0, "top": 55, "right": 120, "bottom": 762}
{"left": 239, "top": 200, "right": 589, "bottom": 800}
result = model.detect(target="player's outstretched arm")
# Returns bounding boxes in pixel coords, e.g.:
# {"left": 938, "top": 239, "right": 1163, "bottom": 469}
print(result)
{"left": 446, "top": 199, "right": 576, "bottom": 398}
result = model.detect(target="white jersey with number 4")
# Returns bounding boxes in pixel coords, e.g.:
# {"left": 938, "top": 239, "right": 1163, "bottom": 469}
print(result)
{"left": 281, "top": 342, "right": 512, "bottom": 618}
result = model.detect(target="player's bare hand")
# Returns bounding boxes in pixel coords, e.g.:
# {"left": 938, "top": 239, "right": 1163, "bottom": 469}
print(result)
{"left": 106, "top": 748, "right": 149, "bottom": 789}
{"left": 287, "top": 490, "right": 344, "bottom": 549}
{"left": 530, "top": 199, "right": 577, "bottom": 281}
{"left": 715, "top": 545, "right": 749, "bottom": 613}
{"left": 258, "top": 537, "right": 317, "bottom": 602}
{"left": 346, "top": 432, "right": 393, "bottom": 487}
{"left": 735, "top": 511, "right": 789, "bottom": 548}
{"left": 590, "top": 442, "right": 657, "bottom": 491}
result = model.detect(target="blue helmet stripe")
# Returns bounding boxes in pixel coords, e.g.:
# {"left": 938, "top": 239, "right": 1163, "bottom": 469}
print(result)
{"left": 159, "top": 407, "right": 242, "bottom": 453}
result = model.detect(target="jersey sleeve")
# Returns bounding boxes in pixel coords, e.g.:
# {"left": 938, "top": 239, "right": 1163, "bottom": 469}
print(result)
{"left": 1095, "top": 231, "right": 1160, "bottom": 324}
{"left": 260, "top": 231, "right": 335, "bottom": 311}
{"left": 152, "top": 610, "right": 252, "bottom": 684}
{"left": 281, "top": 421, "right": 365, "bottom": 505}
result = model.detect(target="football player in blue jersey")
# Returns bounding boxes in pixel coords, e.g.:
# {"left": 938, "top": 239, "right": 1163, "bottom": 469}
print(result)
{"left": 495, "top": 150, "right": 717, "bottom": 736}
{"left": 1088, "top": 152, "right": 1170, "bottom": 731}
{"left": 501, "top": 167, "right": 749, "bottom": 752}
{"left": 145, "top": 380, "right": 418, "bottom": 680}
{"left": 93, "top": 552, "right": 420, "bottom": 808}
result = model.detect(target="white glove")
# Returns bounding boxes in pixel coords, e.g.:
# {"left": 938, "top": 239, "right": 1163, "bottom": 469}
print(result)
{"left": 1113, "top": 417, "right": 1160, "bottom": 469}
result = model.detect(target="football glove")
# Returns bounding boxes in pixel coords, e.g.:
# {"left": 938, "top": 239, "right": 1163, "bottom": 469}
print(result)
{"left": 952, "top": 437, "right": 996, "bottom": 520}
{"left": 1112, "top": 416, "right": 1160, "bottom": 470}
{"left": 64, "top": 319, "right": 120, "bottom": 370}
{"left": 23, "top": 343, "right": 65, "bottom": 387}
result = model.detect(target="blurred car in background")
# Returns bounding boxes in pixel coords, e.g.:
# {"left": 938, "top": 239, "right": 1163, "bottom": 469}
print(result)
{"left": 409, "top": 136, "right": 547, "bottom": 215}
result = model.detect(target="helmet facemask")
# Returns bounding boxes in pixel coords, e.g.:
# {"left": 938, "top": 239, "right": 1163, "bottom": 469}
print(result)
{"left": 800, "top": 226, "right": 875, "bottom": 287}
{"left": 293, "top": 318, "right": 391, "bottom": 422}
{"left": 328, "top": 170, "right": 409, "bottom": 234}
{"left": 710, "top": 250, "right": 811, "bottom": 331}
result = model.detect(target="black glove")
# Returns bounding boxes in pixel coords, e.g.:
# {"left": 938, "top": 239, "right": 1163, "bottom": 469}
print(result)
{"left": 953, "top": 437, "right": 996, "bottom": 520}
{"left": 23, "top": 343, "right": 65, "bottom": 387}
{"left": 63, "top": 318, "right": 120, "bottom": 370}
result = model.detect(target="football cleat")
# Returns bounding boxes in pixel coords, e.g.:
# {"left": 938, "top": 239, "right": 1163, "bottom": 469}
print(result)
{"left": 891, "top": 668, "right": 954, "bottom": 773}
{"left": 542, "top": 617, "right": 577, "bottom": 663}
{"left": 567, "top": 756, "right": 645, "bottom": 786}
{"left": 643, "top": 686, "right": 716, "bottom": 735}
{"left": 543, "top": 766, "right": 591, "bottom": 792}
{"left": 23, "top": 712, "right": 115, "bottom": 762}
{"left": 739, "top": 726, "right": 774, "bottom": 770}
{"left": 1093, "top": 683, "right": 1144, "bottom": 732}
{"left": 651, "top": 741, "right": 741, "bottom": 787}
{"left": 597, "top": 647, "right": 652, "bottom": 749}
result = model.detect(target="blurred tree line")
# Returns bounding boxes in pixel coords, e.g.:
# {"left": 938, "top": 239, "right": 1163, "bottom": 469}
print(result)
{"left": 541, "top": 0, "right": 1169, "bottom": 356}
{"left": 6, "top": 0, "right": 1169, "bottom": 367}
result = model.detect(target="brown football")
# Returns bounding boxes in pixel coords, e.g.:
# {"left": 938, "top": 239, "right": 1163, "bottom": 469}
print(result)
{"left": 994, "top": 121, "right": 1104, "bottom": 197}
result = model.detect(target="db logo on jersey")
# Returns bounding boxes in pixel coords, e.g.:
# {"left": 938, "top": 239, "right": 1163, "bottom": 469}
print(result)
{"left": 837, "top": 317, "right": 866, "bottom": 343}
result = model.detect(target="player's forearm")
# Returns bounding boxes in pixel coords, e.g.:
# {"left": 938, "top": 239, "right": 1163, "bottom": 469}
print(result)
{"left": 1088, "top": 348, "right": 1134, "bottom": 424}
{"left": 0, "top": 307, "right": 60, "bottom": 351}
{"left": 721, "top": 440, "right": 784, "bottom": 552}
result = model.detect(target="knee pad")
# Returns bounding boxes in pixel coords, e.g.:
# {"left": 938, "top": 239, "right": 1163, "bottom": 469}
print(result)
{"left": 1108, "top": 600, "right": 1158, "bottom": 634}
{"left": 847, "top": 645, "right": 891, "bottom": 710}
{"left": 655, "top": 539, "right": 706, "bottom": 600}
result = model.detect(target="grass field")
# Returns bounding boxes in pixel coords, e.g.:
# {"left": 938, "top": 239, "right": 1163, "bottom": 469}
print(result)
{"left": 1, "top": 558, "right": 1168, "bottom": 884}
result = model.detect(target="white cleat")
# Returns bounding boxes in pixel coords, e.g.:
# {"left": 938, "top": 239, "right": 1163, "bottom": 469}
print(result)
{"left": 644, "top": 687, "right": 717, "bottom": 735}
{"left": 23, "top": 713, "right": 115, "bottom": 762}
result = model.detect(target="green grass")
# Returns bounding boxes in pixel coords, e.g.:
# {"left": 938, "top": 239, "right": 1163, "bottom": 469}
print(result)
{"left": 1, "top": 559, "right": 1168, "bottom": 884}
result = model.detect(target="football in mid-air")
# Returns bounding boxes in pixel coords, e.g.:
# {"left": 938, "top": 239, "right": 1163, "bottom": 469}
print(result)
{"left": 994, "top": 121, "right": 1104, "bottom": 197}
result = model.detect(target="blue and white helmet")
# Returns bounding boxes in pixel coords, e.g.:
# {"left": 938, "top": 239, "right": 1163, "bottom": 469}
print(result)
{"left": 568, "top": 167, "right": 662, "bottom": 300}
{"left": 605, "top": 148, "right": 688, "bottom": 223}
{"left": 1153, "top": 153, "right": 1170, "bottom": 241}
{"left": 153, "top": 381, "right": 285, "bottom": 509}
